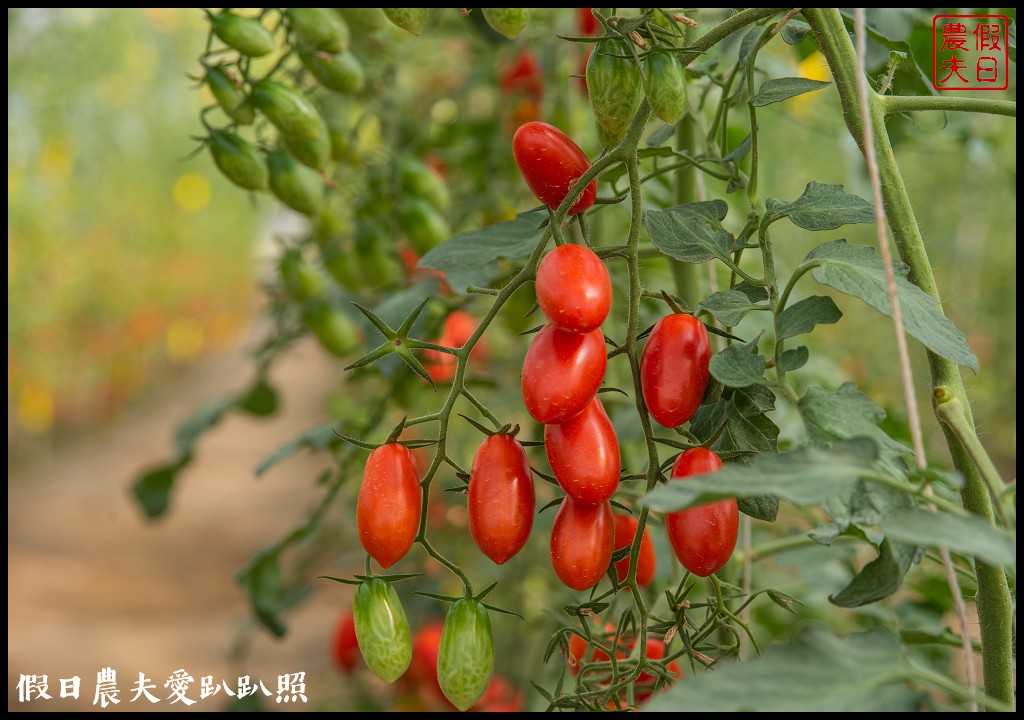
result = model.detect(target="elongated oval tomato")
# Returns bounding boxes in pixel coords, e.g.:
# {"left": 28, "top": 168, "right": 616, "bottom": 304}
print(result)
{"left": 536, "top": 244, "right": 612, "bottom": 334}
{"left": 357, "top": 443, "right": 421, "bottom": 569}
{"left": 500, "top": 48, "right": 543, "bottom": 98}
{"left": 468, "top": 434, "right": 535, "bottom": 564}
{"left": 512, "top": 122, "right": 597, "bottom": 216}
{"left": 544, "top": 396, "right": 619, "bottom": 505}
{"left": 612, "top": 513, "right": 656, "bottom": 588}
{"left": 665, "top": 448, "right": 738, "bottom": 577}
{"left": 640, "top": 313, "right": 710, "bottom": 428}
{"left": 437, "top": 598, "right": 494, "bottom": 712}
{"left": 550, "top": 497, "right": 614, "bottom": 591}
{"left": 522, "top": 324, "right": 606, "bottom": 424}
{"left": 353, "top": 578, "right": 412, "bottom": 683}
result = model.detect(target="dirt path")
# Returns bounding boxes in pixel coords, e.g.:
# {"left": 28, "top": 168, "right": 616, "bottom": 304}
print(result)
{"left": 7, "top": 339, "right": 355, "bottom": 712}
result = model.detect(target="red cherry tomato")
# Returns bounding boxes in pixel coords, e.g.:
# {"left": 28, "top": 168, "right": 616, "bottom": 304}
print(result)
{"left": 512, "top": 121, "right": 597, "bottom": 216}
{"left": 544, "top": 396, "right": 620, "bottom": 504}
{"left": 550, "top": 497, "right": 614, "bottom": 591}
{"left": 407, "top": 621, "right": 450, "bottom": 707}
{"left": 665, "top": 448, "right": 738, "bottom": 577}
{"left": 640, "top": 313, "right": 711, "bottom": 428}
{"left": 356, "top": 443, "right": 422, "bottom": 569}
{"left": 499, "top": 48, "right": 544, "bottom": 98}
{"left": 468, "top": 434, "right": 535, "bottom": 565}
{"left": 331, "top": 611, "right": 361, "bottom": 672}
{"left": 536, "top": 244, "right": 612, "bottom": 334}
{"left": 612, "top": 513, "right": 656, "bottom": 588}
{"left": 522, "top": 323, "right": 606, "bottom": 424}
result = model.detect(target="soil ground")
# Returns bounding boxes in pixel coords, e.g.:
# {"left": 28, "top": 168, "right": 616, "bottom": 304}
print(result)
{"left": 7, "top": 339, "right": 356, "bottom": 712}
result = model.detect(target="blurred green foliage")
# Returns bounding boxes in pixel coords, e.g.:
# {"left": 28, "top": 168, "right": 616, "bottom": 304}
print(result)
{"left": 8, "top": 9, "right": 259, "bottom": 442}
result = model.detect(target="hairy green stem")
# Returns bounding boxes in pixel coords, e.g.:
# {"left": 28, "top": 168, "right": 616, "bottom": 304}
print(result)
{"left": 881, "top": 95, "right": 1016, "bottom": 118}
{"left": 670, "top": 113, "right": 703, "bottom": 308}
{"left": 804, "top": 8, "right": 1014, "bottom": 707}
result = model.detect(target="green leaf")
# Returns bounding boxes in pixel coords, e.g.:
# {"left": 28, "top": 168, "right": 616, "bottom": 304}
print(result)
{"left": 645, "top": 124, "right": 675, "bottom": 147}
{"left": 799, "top": 383, "right": 911, "bottom": 478}
{"left": 805, "top": 240, "right": 979, "bottom": 371}
{"left": 882, "top": 508, "right": 1016, "bottom": 572}
{"left": 750, "top": 77, "right": 830, "bottom": 107}
{"left": 236, "top": 549, "right": 287, "bottom": 637}
{"left": 643, "top": 202, "right": 737, "bottom": 264}
{"left": 777, "top": 295, "right": 842, "bottom": 341}
{"left": 697, "top": 290, "right": 764, "bottom": 327}
{"left": 723, "top": 133, "right": 752, "bottom": 164}
{"left": 709, "top": 343, "right": 767, "bottom": 387}
{"left": 642, "top": 439, "right": 879, "bottom": 512}
{"left": 131, "top": 456, "right": 191, "bottom": 519}
{"left": 780, "top": 19, "right": 812, "bottom": 45}
{"left": 255, "top": 423, "right": 340, "bottom": 476}
{"left": 418, "top": 212, "right": 545, "bottom": 292}
{"left": 738, "top": 495, "right": 779, "bottom": 523}
{"left": 764, "top": 182, "right": 874, "bottom": 231}
{"left": 830, "top": 537, "right": 916, "bottom": 607}
{"left": 778, "top": 346, "right": 809, "bottom": 372}
{"left": 643, "top": 626, "right": 922, "bottom": 712}
{"left": 239, "top": 379, "right": 279, "bottom": 417}
{"left": 690, "top": 385, "right": 779, "bottom": 456}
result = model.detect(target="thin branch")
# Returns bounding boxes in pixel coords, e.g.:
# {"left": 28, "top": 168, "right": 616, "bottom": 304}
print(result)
{"left": 881, "top": 95, "right": 1016, "bottom": 118}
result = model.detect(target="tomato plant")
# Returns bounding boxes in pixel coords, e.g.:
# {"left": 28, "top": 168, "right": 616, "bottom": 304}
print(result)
{"left": 134, "top": 7, "right": 1015, "bottom": 714}
{"left": 512, "top": 121, "right": 597, "bottom": 215}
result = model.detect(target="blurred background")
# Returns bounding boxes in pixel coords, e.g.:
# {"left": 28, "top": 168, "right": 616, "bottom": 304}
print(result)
{"left": 7, "top": 7, "right": 1015, "bottom": 713}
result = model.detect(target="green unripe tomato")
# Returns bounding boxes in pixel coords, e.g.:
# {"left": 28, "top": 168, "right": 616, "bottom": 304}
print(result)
{"left": 481, "top": 8, "right": 529, "bottom": 39}
{"left": 400, "top": 158, "right": 450, "bottom": 213}
{"left": 339, "top": 7, "right": 386, "bottom": 33}
{"left": 206, "top": 66, "right": 255, "bottom": 125}
{"left": 279, "top": 249, "right": 326, "bottom": 301}
{"left": 352, "top": 578, "right": 412, "bottom": 684}
{"left": 208, "top": 130, "right": 268, "bottom": 190}
{"left": 437, "top": 598, "right": 494, "bottom": 712}
{"left": 399, "top": 200, "right": 450, "bottom": 255}
{"left": 300, "top": 50, "right": 366, "bottom": 95}
{"left": 586, "top": 38, "right": 643, "bottom": 136}
{"left": 282, "top": 112, "right": 331, "bottom": 170}
{"left": 383, "top": 8, "right": 428, "bottom": 36}
{"left": 287, "top": 7, "right": 349, "bottom": 52}
{"left": 267, "top": 150, "right": 323, "bottom": 215}
{"left": 252, "top": 80, "right": 324, "bottom": 141}
{"left": 644, "top": 51, "right": 688, "bottom": 125}
{"left": 211, "top": 10, "right": 275, "bottom": 57}
{"left": 303, "top": 300, "right": 360, "bottom": 356}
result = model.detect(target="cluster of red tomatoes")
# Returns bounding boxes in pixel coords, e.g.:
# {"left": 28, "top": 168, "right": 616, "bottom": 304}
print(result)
{"left": 510, "top": 120, "right": 739, "bottom": 584}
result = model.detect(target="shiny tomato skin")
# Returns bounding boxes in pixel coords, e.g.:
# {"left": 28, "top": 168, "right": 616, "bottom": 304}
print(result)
{"left": 468, "top": 434, "right": 535, "bottom": 565}
{"left": 522, "top": 324, "right": 606, "bottom": 424}
{"left": 536, "top": 244, "right": 612, "bottom": 334}
{"left": 665, "top": 448, "right": 738, "bottom": 577}
{"left": 356, "top": 443, "right": 422, "bottom": 569}
{"left": 512, "top": 121, "right": 597, "bottom": 216}
{"left": 640, "top": 314, "right": 711, "bottom": 428}
{"left": 612, "top": 513, "right": 656, "bottom": 588}
{"left": 550, "top": 497, "right": 614, "bottom": 591}
{"left": 544, "top": 396, "right": 619, "bottom": 505}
